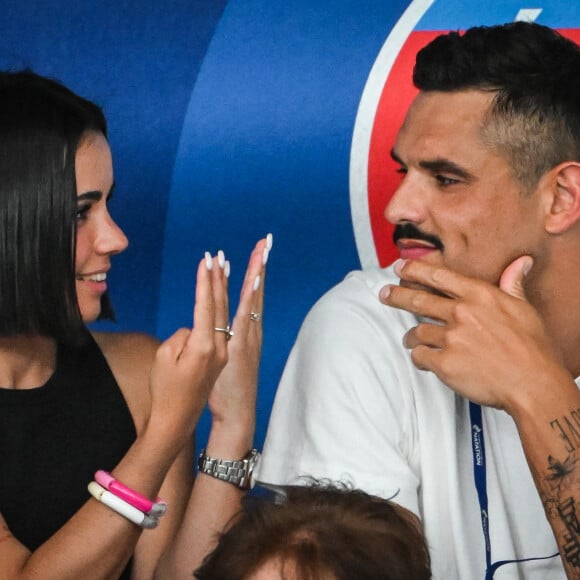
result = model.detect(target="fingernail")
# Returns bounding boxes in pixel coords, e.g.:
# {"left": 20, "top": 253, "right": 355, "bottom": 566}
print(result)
{"left": 262, "top": 247, "right": 269, "bottom": 266}
{"left": 266, "top": 233, "right": 273, "bottom": 250}
{"left": 253, "top": 275, "right": 261, "bottom": 291}
{"left": 205, "top": 252, "right": 213, "bottom": 270}
{"left": 393, "top": 258, "right": 406, "bottom": 276}
{"left": 523, "top": 257, "right": 533, "bottom": 276}
{"left": 217, "top": 250, "right": 225, "bottom": 269}
{"left": 224, "top": 260, "right": 231, "bottom": 278}
{"left": 379, "top": 285, "right": 391, "bottom": 300}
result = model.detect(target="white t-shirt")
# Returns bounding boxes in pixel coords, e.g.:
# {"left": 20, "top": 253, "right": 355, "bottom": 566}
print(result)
{"left": 258, "top": 267, "right": 565, "bottom": 579}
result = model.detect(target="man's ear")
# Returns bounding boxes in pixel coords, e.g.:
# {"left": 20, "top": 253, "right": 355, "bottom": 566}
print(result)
{"left": 544, "top": 162, "right": 580, "bottom": 234}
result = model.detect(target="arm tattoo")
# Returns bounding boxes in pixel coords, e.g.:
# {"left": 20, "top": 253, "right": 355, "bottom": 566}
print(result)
{"left": 544, "top": 411, "right": 580, "bottom": 568}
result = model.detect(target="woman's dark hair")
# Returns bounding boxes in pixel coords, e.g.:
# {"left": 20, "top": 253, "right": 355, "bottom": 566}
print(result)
{"left": 195, "top": 482, "right": 431, "bottom": 580}
{"left": 0, "top": 69, "right": 114, "bottom": 345}
{"left": 413, "top": 21, "right": 580, "bottom": 192}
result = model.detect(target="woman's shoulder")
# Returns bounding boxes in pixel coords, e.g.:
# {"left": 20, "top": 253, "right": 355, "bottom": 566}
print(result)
{"left": 91, "top": 331, "right": 161, "bottom": 430}
{"left": 92, "top": 331, "right": 160, "bottom": 360}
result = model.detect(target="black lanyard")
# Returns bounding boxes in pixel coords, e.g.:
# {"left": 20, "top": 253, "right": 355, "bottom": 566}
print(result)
{"left": 469, "top": 402, "right": 559, "bottom": 579}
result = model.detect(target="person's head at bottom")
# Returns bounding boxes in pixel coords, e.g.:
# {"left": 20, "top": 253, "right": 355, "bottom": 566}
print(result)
{"left": 195, "top": 482, "right": 431, "bottom": 580}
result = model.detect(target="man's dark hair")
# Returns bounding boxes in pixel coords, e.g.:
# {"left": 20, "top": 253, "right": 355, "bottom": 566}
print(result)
{"left": 0, "top": 70, "right": 114, "bottom": 344}
{"left": 413, "top": 21, "right": 580, "bottom": 191}
{"left": 195, "top": 482, "right": 431, "bottom": 580}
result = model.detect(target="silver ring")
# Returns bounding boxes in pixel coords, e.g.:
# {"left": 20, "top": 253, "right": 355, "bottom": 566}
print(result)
{"left": 249, "top": 312, "right": 262, "bottom": 322}
{"left": 214, "top": 325, "right": 234, "bottom": 341}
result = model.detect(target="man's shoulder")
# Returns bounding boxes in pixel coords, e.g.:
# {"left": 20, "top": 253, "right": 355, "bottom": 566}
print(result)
{"left": 306, "top": 266, "right": 410, "bottom": 332}
{"left": 325, "top": 266, "right": 398, "bottom": 299}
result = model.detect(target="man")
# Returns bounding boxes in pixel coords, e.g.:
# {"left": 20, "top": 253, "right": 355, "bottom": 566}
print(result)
{"left": 258, "top": 22, "right": 580, "bottom": 579}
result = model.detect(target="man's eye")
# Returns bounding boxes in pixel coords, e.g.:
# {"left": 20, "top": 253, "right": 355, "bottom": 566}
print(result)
{"left": 435, "top": 175, "right": 459, "bottom": 186}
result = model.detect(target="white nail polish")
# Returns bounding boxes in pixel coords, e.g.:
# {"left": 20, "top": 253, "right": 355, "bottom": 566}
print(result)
{"left": 262, "top": 247, "right": 269, "bottom": 266}
{"left": 205, "top": 252, "right": 213, "bottom": 270}
{"left": 217, "top": 250, "right": 225, "bottom": 269}
{"left": 253, "top": 275, "right": 261, "bottom": 291}
{"left": 266, "top": 233, "right": 273, "bottom": 250}
{"left": 224, "top": 260, "right": 231, "bottom": 278}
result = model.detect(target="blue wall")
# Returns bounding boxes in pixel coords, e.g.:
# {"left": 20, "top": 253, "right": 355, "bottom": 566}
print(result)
{"left": 2, "top": 0, "right": 577, "bottom": 454}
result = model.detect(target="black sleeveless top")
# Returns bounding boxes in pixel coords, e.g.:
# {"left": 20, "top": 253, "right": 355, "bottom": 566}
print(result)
{"left": 0, "top": 331, "right": 137, "bottom": 578}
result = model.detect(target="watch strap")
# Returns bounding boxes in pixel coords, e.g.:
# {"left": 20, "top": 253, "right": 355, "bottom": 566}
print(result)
{"left": 197, "top": 448, "right": 260, "bottom": 489}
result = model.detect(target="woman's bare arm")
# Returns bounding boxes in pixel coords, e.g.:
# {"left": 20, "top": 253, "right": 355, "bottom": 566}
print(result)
{"left": 158, "top": 236, "right": 271, "bottom": 579}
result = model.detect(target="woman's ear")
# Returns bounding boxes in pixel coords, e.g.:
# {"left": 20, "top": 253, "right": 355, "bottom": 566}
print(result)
{"left": 544, "top": 162, "right": 580, "bottom": 234}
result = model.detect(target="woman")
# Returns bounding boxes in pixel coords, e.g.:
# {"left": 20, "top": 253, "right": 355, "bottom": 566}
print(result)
{"left": 0, "top": 70, "right": 268, "bottom": 579}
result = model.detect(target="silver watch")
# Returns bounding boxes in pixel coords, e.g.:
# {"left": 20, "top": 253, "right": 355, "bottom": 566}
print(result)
{"left": 197, "top": 448, "right": 260, "bottom": 490}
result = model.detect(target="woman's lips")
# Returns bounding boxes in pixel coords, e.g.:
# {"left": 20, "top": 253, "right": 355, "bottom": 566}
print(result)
{"left": 76, "top": 272, "right": 108, "bottom": 293}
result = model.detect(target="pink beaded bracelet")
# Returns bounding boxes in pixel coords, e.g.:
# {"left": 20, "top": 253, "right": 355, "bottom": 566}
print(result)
{"left": 94, "top": 470, "right": 167, "bottom": 516}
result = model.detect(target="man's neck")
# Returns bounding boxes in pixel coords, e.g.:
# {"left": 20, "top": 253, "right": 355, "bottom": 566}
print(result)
{"left": 528, "top": 254, "right": 580, "bottom": 379}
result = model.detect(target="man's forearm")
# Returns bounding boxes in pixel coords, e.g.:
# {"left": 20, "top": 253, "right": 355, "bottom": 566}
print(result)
{"left": 513, "top": 378, "right": 580, "bottom": 579}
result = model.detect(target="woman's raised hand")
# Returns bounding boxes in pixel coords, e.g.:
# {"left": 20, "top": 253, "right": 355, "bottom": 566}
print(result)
{"left": 147, "top": 251, "right": 231, "bottom": 442}
{"left": 208, "top": 234, "right": 272, "bottom": 444}
{"left": 151, "top": 236, "right": 272, "bottom": 579}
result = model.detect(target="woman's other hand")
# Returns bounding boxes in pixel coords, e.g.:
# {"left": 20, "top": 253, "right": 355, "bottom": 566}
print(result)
{"left": 208, "top": 234, "right": 272, "bottom": 448}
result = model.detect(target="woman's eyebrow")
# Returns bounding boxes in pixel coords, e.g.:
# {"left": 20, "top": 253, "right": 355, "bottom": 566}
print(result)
{"left": 77, "top": 182, "right": 116, "bottom": 202}
{"left": 77, "top": 191, "right": 102, "bottom": 202}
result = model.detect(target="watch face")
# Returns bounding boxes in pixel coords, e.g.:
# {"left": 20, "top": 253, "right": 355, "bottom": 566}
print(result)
{"left": 246, "top": 450, "right": 260, "bottom": 488}
{"left": 247, "top": 450, "right": 259, "bottom": 467}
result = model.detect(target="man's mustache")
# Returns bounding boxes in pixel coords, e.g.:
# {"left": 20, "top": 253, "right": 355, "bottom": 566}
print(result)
{"left": 393, "top": 223, "right": 444, "bottom": 251}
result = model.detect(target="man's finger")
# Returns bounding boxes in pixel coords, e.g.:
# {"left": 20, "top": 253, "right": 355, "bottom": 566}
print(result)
{"left": 392, "top": 259, "right": 479, "bottom": 299}
{"left": 403, "top": 323, "right": 446, "bottom": 350}
{"left": 380, "top": 284, "right": 454, "bottom": 322}
{"left": 499, "top": 255, "right": 533, "bottom": 301}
